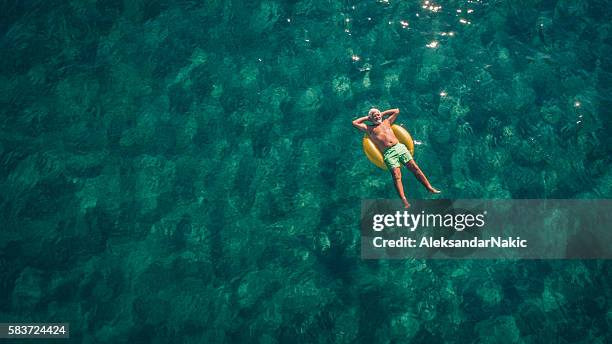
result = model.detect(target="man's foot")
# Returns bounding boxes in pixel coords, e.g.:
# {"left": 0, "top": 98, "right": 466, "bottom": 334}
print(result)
{"left": 402, "top": 198, "right": 411, "bottom": 208}
{"left": 428, "top": 187, "right": 441, "bottom": 194}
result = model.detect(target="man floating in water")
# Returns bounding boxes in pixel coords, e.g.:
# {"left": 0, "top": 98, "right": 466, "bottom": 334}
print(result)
{"left": 352, "top": 108, "right": 441, "bottom": 208}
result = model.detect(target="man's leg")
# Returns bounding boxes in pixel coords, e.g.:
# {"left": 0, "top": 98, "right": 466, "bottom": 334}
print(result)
{"left": 391, "top": 167, "right": 411, "bottom": 208}
{"left": 405, "top": 160, "right": 441, "bottom": 193}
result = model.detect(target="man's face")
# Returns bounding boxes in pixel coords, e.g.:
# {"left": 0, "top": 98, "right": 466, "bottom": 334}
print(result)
{"left": 369, "top": 109, "right": 382, "bottom": 124}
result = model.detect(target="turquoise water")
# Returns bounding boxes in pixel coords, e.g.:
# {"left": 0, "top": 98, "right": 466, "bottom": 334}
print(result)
{"left": 1, "top": 0, "right": 610, "bottom": 342}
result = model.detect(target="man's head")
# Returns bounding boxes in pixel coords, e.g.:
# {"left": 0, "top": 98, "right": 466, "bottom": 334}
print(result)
{"left": 368, "top": 108, "right": 382, "bottom": 124}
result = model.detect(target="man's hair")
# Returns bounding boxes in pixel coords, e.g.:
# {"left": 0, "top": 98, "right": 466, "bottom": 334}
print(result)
{"left": 368, "top": 108, "right": 380, "bottom": 117}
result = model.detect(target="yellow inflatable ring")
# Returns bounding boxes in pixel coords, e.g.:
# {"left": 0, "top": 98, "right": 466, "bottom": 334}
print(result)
{"left": 362, "top": 124, "right": 415, "bottom": 170}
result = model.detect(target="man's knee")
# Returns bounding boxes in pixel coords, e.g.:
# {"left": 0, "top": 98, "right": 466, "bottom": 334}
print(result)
{"left": 406, "top": 160, "right": 419, "bottom": 171}
{"left": 391, "top": 168, "right": 402, "bottom": 180}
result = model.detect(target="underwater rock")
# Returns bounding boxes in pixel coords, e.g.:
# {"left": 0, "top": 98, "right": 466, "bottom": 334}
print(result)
{"left": 510, "top": 75, "right": 536, "bottom": 113}
{"left": 484, "top": 176, "right": 512, "bottom": 198}
{"left": 251, "top": 1, "right": 281, "bottom": 34}
{"left": 313, "top": 231, "right": 331, "bottom": 256}
{"left": 260, "top": 86, "right": 290, "bottom": 112}
{"left": 499, "top": 124, "right": 521, "bottom": 150}
{"left": 11, "top": 267, "right": 44, "bottom": 312}
{"left": 132, "top": 293, "right": 171, "bottom": 326}
{"left": 239, "top": 62, "right": 260, "bottom": 90}
{"left": 431, "top": 124, "right": 451, "bottom": 146}
{"left": 274, "top": 51, "right": 303, "bottom": 87}
{"left": 554, "top": 0, "right": 588, "bottom": 21}
{"left": 514, "top": 138, "right": 546, "bottom": 165}
{"left": 540, "top": 103, "right": 564, "bottom": 126}
{"left": 450, "top": 102, "right": 470, "bottom": 122}
{"left": 4, "top": 154, "right": 72, "bottom": 224}
{"left": 541, "top": 281, "right": 567, "bottom": 312}
{"left": 76, "top": 171, "right": 120, "bottom": 214}
{"left": 489, "top": 46, "right": 514, "bottom": 80}
{"left": 561, "top": 75, "right": 590, "bottom": 92}
{"left": 295, "top": 86, "right": 323, "bottom": 114}
{"left": 390, "top": 312, "right": 421, "bottom": 342}
{"left": 54, "top": 75, "right": 100, "bottom": 122}
{"left": 118, "top": 113, "right": 158, "bottom": 156}
{"left": 415, "top": 65, "right": 441, "bottom": 91}
{"left": 526, "top": 59, "right": 556, "bottom": 95}
{"left": 237, "top": 270, "right": 274, "bottom": 308}
{"left": 332, "top": 75, "right": 353, "bottom": 101}
{"left": 482, "top": 148, "right": 510, "bottom": 171}
{"left": 456, "top": 121, "right": 474, "bottom": 141}
{"left": 451, "top": 146, "right": 474, "bottom": 184}
{"left": 168, "top": 47, "right": 208, "bottom": 89}
{"left": 382, "top": 67, "right": 401, "bottom": 95}
{"left": 476, "top": 281, "right": 503, "bottom": 307}
{"left": 505, "top": 165, "right": 542, "bottom": 197}
{"left": 292, "top": 0, "right": 315, "bottom": 16}
{"left": 177, "top": 115, "right": 199, "bottom": 149}
{"left": 593, "top": 170, "right": 612, "bottom": 198}
{"left": 476, "top": 316, "right": 521, "bottom": 344}
{"left": 134, "top": 155, "right": 176, "bottom": 215}
{"left": 361, "top": 70, "right": 372, "bottom": 89}
{"left": 437, "top": 94, "right": 454, "bottom": 120}
{"left": 332, "top": 308, "right": 358, "bottom": 344}
{"left": 483, "top": 90, "right": 514, "bottom": 119}
{"left": 472, "top": 68, "right": 496, "bottom": 92}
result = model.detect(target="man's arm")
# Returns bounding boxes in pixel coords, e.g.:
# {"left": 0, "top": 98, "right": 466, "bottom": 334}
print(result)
{"left": 382, "top": 108, "right": 400, "bottom": 124}
{"left": 352, "top": 116, "right": 369, "bottom": 132}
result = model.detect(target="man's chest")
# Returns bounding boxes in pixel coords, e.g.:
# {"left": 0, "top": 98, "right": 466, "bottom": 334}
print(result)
{"left": 369, "top": 125, "right": 392, "bottom": 136}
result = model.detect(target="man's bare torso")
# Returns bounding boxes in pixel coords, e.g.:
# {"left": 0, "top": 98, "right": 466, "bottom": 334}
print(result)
{"left": 367, "top": 119, "right": 399, "bottom": 151}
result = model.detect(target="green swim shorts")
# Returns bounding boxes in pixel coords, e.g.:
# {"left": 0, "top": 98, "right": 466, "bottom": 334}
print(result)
{"left": 383, "top": 143, "right": 413, "bottom": 169}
